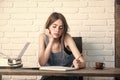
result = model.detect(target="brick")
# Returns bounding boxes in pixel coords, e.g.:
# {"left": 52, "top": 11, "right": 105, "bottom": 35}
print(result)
{"left": 0, "top": 26, "right": 14, "bottom": 32}
{"left": 23, "top": 61, "right": 38, "bottom": 67}
{"left": 9, "top": 20, "right": 33, "bottom": 26}
{"left": 69, "top": 26, "right": 81, "bottom": 31}
{"left": 88, "top": 1, "right": 106, "bottom": 7}
{"left": 104, "top": 0, "right": 114, "bottom": 7}
{"left": 4, "top": 8, "right": 28, "bottom": 13}
{"left": 25, "top": 56, "right": 38, "bottom": 62}
{"left": 79, "top": 26, "right": 90, "bottom": 32}
{"left": 0, "top": 38, "right": 9, "bottom": 44}
{"left": 27, "top": 43, "right": 38, "bottom": 50}
{"left": 87, "top": 50, "right": 113, "bottom": 56}
{"left": 23, "top": 50, "right": 37, "bottom": 56}
{"left": 83, "top": 20, "right": 107, "bottom": 26}
{"left": 89, "top": 13, "right": 114, "bottom": 19}
{"left": 31, "top": 0, "right": 53, "bottom": 2}
{"left": 28, "top": 32, "right": 40, "bottom": 38}
{"left": 69, "top": 26, "right": 90, "bottom": 32}
{"left": 63, "top": 2, "right": 87, "bottom": 7}
{"left": 107, "top": 26, "right": 114, "bottom": 32}
{"left": 88, "top": 0, "right": 114, "bottom": 7}
{"left": 105, "top": 7, "right": 114, "bottom": 13}
{"left": 0, "top": 8, "right": 3, "bottom": 13}
{"left": 67, "top": 20, "right": 82, "bottom": 26}
{"left": 36, "top": 13, "right": 51, "bottom": 19}
{"left": 106, "top": 32, "right": 114, "bottom": 38}
{"left": 14, "top": 25, "right": 39, "bottom": 32}
{"left": 84, "top": 44, "right": 104, "bottom": 50}
{"left": 68, "top": 32, "right": 81, "bottom": 37}
{"left": 6, "top": 0, "right": 28, "bottom": 2}
{"left": 55, "top": 0, "right": 80, "bottom": 2}
{"left": 11, "top": 14, "right": 36, "bottom": 19}
{"left": 84, "top": 56, "right": 104, "bottom": 62}
{"left": 0, "top": 50, "right": 12, "bottom": 56}
{"left": 13, "top": 2, "right": 37, "bottom": 8}
{"left": 105, "top": 56, "right": 114, "bottom": 61}
{"left": 29, "top": 8, "right": 53, "bottom": 13}
{"left": 0, "top": 20, "right": 8, "bottom": 26}
{"left": 2, "top": 43, "right": 26, "bottom": 50}
{"left": 0, "top": 14, "right": 10, "bottom": 20}
{"left": 104, "top": 62, "right": 115, "bottom": 67}
{"left": 107, "top": 20, "right": 115, "bottom": 26}
{"left": 79, "top": 7, "right": 104, "bottom": 13}
{"left": 65, "top": 13, "right": 88, "bottom": 20}
{"left": 82, "top": 32, "right": 106, "bottom": 38}
{"left": 0, "top": 32, "right": 3, "bottom": 37}
{"left": 33, "top": 19, "right": 47, "bottom": 26}
{"left": 104, "top": 44, "right": 114, "bottom": 50}
{"left": 38, "top": 2, "right": 62, "bottom": 7}
{"left": 54, "top": 8, "right": 78, "bottom": 13}
{"left": 5, "top": 32, "right": 28, "bottom": 38}
{"left": 91, "top": 26, "right": 109, "bottom": 32}
{"left": 86, "top": 38, "right": 112, "bottom": 44}
{"left": 0, "top": 2, "right": 13, "bottom": 8}
{"left": 10, "top": 38, "right": 34, "bottom": 43}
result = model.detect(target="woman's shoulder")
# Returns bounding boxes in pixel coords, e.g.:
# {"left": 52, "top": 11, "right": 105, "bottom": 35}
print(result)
{"left": 64, "top": 33, "right": 72, "bottom": 40}
{"left": 64, "top": 33, "right": 73, "bottom": 44}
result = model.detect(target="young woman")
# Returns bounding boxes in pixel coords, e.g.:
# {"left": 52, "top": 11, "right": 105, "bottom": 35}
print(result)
{"left": 38, "top": 12, "right": 86, "bottom": 80}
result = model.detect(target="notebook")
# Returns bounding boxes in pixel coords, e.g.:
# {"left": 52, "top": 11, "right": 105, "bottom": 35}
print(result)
{"left": 40, "top": 66, "right": 78, "bottom": 71}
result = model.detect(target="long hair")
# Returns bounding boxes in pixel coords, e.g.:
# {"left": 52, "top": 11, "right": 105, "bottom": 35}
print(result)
{"left": 45, "top": 12, "right": 69, "bottom": 43}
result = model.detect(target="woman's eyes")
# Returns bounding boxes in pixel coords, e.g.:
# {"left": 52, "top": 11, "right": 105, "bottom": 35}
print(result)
{"left": 59, "top": 26, "right": 63, "bottom": 29}
{"left": 52, "top": 25, "right": 56, "bottom": 28}
{"left": 52, "top": 25, "right": 63, "bottom": 29}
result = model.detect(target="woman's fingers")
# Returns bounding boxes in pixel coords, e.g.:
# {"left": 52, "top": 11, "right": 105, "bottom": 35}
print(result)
{"left": 73, "top": 59, "right": 79, "bottom": 68}
{"left": 45, "top": 29, "right": 50, "bottom": 35}
{"left": 45, "top": 29, "right": 52, "bottom": 38}
{"left": 73, "top": 59, "right": 85, "bottom": 69}
{"left": 45, "top": 29, "right": 54, "bottom": 42}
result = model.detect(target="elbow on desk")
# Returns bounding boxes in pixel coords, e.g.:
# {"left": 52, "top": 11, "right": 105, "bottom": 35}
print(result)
{"left": 38, "top": 60, "right": 46, "bottom": 66}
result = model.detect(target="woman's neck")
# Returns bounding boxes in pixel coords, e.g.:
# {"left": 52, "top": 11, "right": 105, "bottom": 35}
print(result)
{"left": 54, "top": 38, "right": 61, "bottom": 43}
{"left": 52, "top": 40, "right": 62, "bottom": 53}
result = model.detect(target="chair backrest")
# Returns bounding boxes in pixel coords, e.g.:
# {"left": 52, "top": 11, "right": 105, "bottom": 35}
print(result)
{"left": 72, "top": 37, "right": 83, "bottom": 80}
{"left": 72, "top": 37, "right": 82, "bottom": 53}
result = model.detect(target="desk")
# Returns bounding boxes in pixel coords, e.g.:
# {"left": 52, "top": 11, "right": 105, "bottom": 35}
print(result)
{"left": 0, "top": 68, "right": 120, "bottom": 80}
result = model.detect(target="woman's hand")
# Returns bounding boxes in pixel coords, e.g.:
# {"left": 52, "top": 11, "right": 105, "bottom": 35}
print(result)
{"left": 45, "top": 29, "right": 54, "bottom": 42}
{"left": 72, "top": 58, "right": 86, "bottom": 69}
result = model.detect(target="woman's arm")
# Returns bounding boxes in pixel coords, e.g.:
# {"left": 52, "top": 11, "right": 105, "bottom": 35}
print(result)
{"left": 64, "top": 33, "right": 86, "bottom": 68}
{"left": 38, "top": 33, "right": 53, "bottom": 66}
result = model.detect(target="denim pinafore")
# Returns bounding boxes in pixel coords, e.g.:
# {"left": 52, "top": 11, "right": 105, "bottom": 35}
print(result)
{"left": 40, "top": 36, "right": 79, "bottom": 80}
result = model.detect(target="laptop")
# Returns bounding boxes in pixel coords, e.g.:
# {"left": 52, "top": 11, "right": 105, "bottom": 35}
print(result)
{"left": 0, "top": 42, "right": 30, "bottom": 68}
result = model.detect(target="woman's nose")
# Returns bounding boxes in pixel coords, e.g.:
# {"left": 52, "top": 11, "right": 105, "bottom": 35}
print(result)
{"left": 55, "top": 27, "right": 60, "bottom": 32}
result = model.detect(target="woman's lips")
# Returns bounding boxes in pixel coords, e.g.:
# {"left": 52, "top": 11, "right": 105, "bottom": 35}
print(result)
{"left": 54, "top": 33, "right": 60, "bottom": 36}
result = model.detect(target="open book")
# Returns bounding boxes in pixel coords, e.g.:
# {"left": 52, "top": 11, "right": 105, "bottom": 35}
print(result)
{"left": 40, "top": 66, "right": 78, "bottom": 71}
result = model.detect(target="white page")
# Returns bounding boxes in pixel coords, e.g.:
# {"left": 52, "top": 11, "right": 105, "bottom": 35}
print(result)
{"left": 40, "top": 66, "right": 77, "bottom": 71}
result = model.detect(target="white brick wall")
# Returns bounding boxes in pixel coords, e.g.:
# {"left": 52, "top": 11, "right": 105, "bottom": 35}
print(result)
{"left": 0, "top": 0, "right": 115, "bottom": 80}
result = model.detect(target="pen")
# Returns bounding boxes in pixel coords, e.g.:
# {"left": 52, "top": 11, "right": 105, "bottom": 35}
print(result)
{"left": 71, "top": 56, "right": 81, "bottom": 68}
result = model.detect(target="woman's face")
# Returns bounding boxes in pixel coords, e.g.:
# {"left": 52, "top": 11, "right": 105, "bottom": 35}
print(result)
{"left": 49, "top": 19, "right": 64, "bottom": 38}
